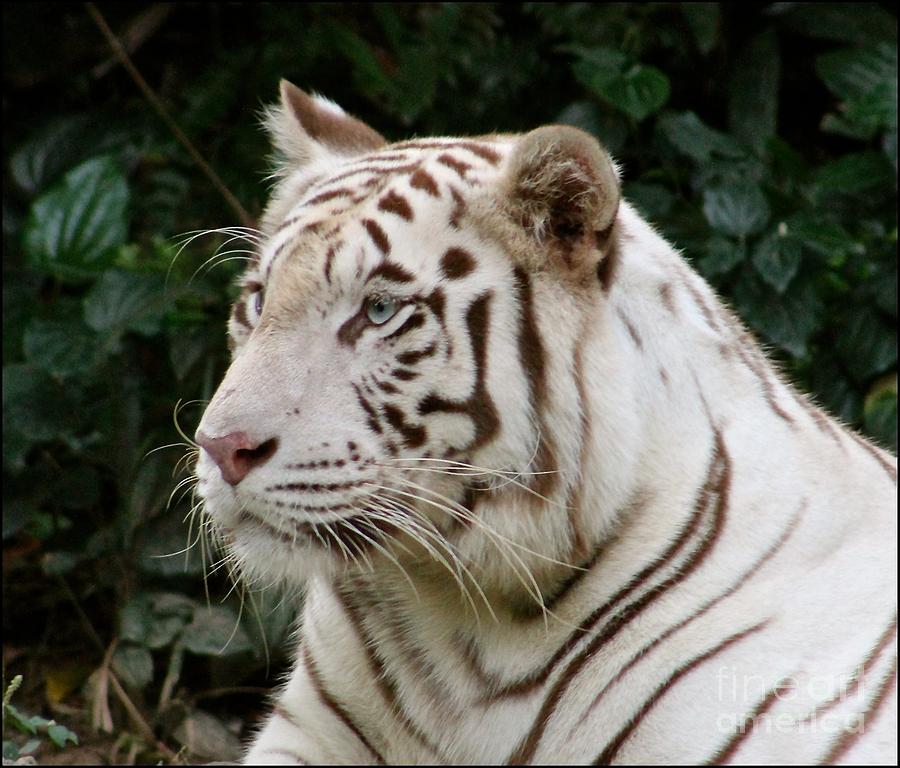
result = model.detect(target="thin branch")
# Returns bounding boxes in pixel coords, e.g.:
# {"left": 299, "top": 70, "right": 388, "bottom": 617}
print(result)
{"left": 84, "top": 2, "right": 256, "bottom": 230}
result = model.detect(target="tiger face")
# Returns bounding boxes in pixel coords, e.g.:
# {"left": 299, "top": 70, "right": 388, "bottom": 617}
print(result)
{"left": 195, "top": 82, "right": 620, "bottom": 594}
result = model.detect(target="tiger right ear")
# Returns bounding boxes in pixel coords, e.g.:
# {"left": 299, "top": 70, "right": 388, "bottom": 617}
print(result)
{"left": 264, "top": 80, "right": 386, "bottom": 172}
{"left": 505, "top": 125, "right": 619, "bottom": 278}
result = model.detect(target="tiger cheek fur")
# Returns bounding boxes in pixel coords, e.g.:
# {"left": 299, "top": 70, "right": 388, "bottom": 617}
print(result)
{"left": 192, "top": 80, "right": 897, "bottom": 765}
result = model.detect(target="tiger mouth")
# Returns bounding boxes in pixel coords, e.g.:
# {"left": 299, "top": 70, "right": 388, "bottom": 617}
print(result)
{"left": 234, "top": 505, "right": 399, "bottom": 553}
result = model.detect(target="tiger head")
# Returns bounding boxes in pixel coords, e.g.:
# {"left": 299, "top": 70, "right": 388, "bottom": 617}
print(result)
{"left": 195, "top": 81, "right": 623, "bottom": 608}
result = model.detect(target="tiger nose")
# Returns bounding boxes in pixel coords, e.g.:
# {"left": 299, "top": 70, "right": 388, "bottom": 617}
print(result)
{"left": 196, "top": 430, "right": 279, "bottom": 486}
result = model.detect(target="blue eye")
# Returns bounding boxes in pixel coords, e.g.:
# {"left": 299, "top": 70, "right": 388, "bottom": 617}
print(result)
{"left": 366, "top": 296, "right": 398, "bottom": 325}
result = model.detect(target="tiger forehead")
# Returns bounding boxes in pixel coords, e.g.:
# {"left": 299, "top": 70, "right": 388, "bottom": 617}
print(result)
{"left": 260, "top": 138, "right": 511, "bottom": 283}
{"left": 291, "top": 139, "right": 506, "bottom": 224}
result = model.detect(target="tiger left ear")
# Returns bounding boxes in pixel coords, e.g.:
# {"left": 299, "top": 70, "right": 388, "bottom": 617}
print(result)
{"left": 265, "top": 80, "right": 386, "bottom": 171}
{"left": 505, "top": 125, "right": 619, "bottom": 277}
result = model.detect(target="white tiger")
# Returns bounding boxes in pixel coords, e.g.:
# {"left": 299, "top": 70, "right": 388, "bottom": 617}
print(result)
{"left": 193, "top": 80, "right": 897, "bottom": 765}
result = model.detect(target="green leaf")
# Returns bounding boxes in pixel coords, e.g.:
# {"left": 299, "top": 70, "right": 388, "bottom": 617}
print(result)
{"left": 22, "top": 156, "right": 130, "bottom": 283}
{"left": 624, "top": 182, "right": 675, "bottom": 220}
{"left": 702, "top": 182, "right": 770, "bottom": 238}
{"left": 83, "top": 270, "right": 169, "bottom": 343}
{"left": 23, "top": 318, "right": 99, "bottom": 379}
{"left": 19, "top": 738, "right": 41, "bottom": 755}
{"left": 864, "top": 381, "right": 898, "bottom": 453}
{"left": 657, "top": 111, "right": 743, "bottom": 164}
{"left": 751, "top": 229, "right": 802, "bottom": 293}
{"left": 836, "top": 309, "right": 897, "bottom": 382}
{"left": 46, "top": 723, "right": 78, "bottom": 749}
{"left": 728, "top": 29, "right": 780, "bottom": 152}
{"left": 698, "top": 236, "right": 746, "bottom": 277}
{"left": 569, "top": 45, "right": 627, "bottom": 92}
{"left": 812, "top": 152, "right": 894, "bottom": 197}
{"left": 734, "top": 275, "right": 822, "bottom": 358}
{"left": 600, "top": 64, "right": 670, "bottom": 121}
{"left": 9, "top": 115, "right": 93, "bottom": 196}
{"left": 182, "top": 605, "right": 254, "bottom": 657}
{"left": 816, "top": 43, "right": 896, "bottom": 103}
{"left": 571, "top": 47, "right": 670, "bottom": 121}
{"left": 4, "top": 703, "right": 37, "bottom": 735}
{"left": 783, "top": 213, "right": 858, "bottom": 259}
{"left": 816, "top": 43, "right": 897, "bottom": 138}
{"left": 112, "top": 644, "right": 154, "bottom": 690}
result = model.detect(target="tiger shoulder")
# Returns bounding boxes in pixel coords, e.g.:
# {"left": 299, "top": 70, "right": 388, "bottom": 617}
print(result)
{"left": 192, "top": 80, "right": 898, "bottom": 765}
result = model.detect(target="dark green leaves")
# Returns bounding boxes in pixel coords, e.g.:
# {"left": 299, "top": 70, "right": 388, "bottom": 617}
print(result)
{"left": 23, "top": 156, "right": 130, "bottom": 283}
{"left": 812, "top": 152, "right": 894, "bottom": 197}
{"left": 702, "top": 182, "right": 770, "bottom": 239}
{"left": 569, "top": 46, "right": 670, "bottom": 121}
{"left": 658, "top": 111, "right": 743, "bottom": 163}
{"left": 817, "top": 42, "right": 897, "bottom": 140}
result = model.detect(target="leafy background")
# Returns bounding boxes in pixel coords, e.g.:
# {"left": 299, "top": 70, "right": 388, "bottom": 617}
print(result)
{"left": 2, "top": 2, "right": 897, "bottom": 763}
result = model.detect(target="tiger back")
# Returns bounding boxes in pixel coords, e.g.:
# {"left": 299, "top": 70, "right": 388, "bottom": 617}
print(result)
{"left": 193, "top": 81, "right": 898, "bottom": 765}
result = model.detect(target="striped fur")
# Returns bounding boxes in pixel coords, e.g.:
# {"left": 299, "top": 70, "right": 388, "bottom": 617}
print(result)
{"left": 194, "top": 82, "right": 897, "bottom": 765}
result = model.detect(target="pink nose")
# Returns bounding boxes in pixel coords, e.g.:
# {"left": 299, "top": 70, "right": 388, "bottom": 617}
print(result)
{"left": 196, "top": 430, "right": 278, "bottom": 486}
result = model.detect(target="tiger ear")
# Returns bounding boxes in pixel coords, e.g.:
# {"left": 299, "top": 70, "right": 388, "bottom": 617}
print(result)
{"left": 506, "top": 125, "right": 619, "bottom": 276}
{"left": 265, "top": 79, "right": 386, "bottom": 171}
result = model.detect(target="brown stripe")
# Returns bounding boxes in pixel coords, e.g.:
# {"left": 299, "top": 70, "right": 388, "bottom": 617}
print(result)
{"left": 362, "top": 218, "right": 390, "bottom": 255}
{"left": 384, "top": 313, "right": 425, "bottom": 341}
{"left": 302, "top": 643, "right": 385, "bottom": 764}
{"left": 396, "top": 344, "right": 437, "bottom": 365}
{"left": 382, "top": 403, "right": 426, "bottom": 448}
{"left": 355, "top": 386, "right": 383, "bottom": 435}
{"left": 706, "top": 675, "right": 795, "bottom": 764}
{"left": 268, "top": 480, "right": 361, "bottom": 493}
{"left": 437, "top": 153, "right": 472, "bottom": 179}
{"left": 325, "top": 161, "right": 421, "bottom": 186}
{"left": 847, "top": 429, "right": 898, "bottom": 484}
{"left": 409, "top": 168, "right": 440, "bottom": 197}
{"left": 506, "top": 430, "right": 730, "bottom": 763}
{"left": 735, "top": 342, "right": 795, "bottom": 426}
{"left": 232, "top": 297, "right": 250, "bottom": 329}
{"left": 513, "top": 266, "right": 556, "bottom": 497}
{"left": 479, "top": 444, "right": 716, "bottom": 702}
{"left": 799, "top": 612, "right": 897, "bottom": 722}
{"left": 378, "top": 190, "right": 414, "bottom": 221}
{"left": 448, "top": 186, "right": 467, "bottom": 228}
{"left": 591, "top": 622, "right": 769, "bottom": 765}
{"left": 417, "top": 293, "right": 499, "bottom": 451}
{"left": 576, "top": 499, "right": 804, "bottom": 736}
{"left": 441, "top": 247, "right": 476, "bottom": 280}
{"left": 308, "top": 188, "right": 355, "bottom": 205}
{"left": 616, "top": 307, "right": 644, "bottom": 350}
{"left": 367, "top": 261, "right": 416, "bottom": 284}
{"left": 596, "top": 238, "right": 620, "bottom": 292}
{"left": 337, "top": 308, "right": 369, "bottom": 347}
{"left": 820, "top": 655, "right": 898, "bottom": 764}
{"left": 334, "top": 588, "right": 444, "bottom": 758}
{"left": 392, "top": 140, "right": 502, "bottom": 165}
{"left": 324, "top": 245, "right": 337, "bottom": 284}
{"left": 659, "top": 282, "right": 677, "bottom": 315}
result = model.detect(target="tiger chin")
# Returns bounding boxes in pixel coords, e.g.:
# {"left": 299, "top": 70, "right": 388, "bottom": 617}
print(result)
{"left": 193, "top": 80, "right": 897, "bottom": 765}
